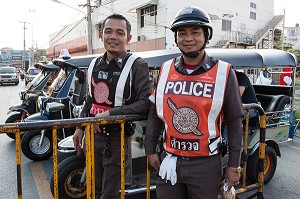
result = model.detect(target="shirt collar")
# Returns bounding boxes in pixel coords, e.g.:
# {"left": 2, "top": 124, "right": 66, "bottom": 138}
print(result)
{"left": 101, "top": 51, "right": 128, "bottom": 69}
{"left": 174, "top": 51, "right": 213, "bottom": 72}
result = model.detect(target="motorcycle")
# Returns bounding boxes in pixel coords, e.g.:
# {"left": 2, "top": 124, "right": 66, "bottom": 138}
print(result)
{"left": 20, "top": 54, "right": 96, "bottom": 161}
{"left": 4, "top": 62, "right": 59, "bottom": 139}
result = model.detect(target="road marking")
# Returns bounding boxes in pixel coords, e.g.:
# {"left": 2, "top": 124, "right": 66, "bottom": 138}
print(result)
{"left": 289, "top": 145, "right": 300, "bottom": 150}
{"left": 30, "top": 162, "right": 53, "bottom": 199}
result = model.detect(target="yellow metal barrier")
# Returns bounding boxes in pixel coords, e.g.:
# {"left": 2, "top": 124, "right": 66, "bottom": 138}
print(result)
{"left": 235, "top": 103, "right": 266, "bottom": 199}
{"left": 0, "top": 114, "right": 146, "bottom": 199}
{"left": 0, "top": 105, "right": 266, "bottom": 199}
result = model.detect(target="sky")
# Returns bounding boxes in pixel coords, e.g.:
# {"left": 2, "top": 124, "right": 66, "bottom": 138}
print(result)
{"left": 0, "top": 0, "right": 86, "bottom": 50}
{"left": 0, "top": 0, "right": 298, "bottom": 50}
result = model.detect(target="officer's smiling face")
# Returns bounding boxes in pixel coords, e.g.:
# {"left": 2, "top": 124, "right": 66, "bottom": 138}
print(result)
{"left": 176, "top": 26, "right": 205, "bottom": 53}
{"left": 100, "top": 18, "right": 132, "bottom": 60}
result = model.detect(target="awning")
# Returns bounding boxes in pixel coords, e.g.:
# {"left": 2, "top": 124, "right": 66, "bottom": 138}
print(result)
{"left": 127, "top": 0, "right": 158, "bottom": 12}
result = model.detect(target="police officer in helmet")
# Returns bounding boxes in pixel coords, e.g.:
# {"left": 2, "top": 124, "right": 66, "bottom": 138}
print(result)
{"left": 145, "top": 6, "right": 243, "bottom": 199}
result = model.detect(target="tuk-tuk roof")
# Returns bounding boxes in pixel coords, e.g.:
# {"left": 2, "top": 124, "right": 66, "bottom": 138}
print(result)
{"left": 135, "top": 48, "right": 297, "bottom": 69}
{"left": 206, "top": 48, "right": 297, "bottom": 68}
{"left": 52, "top": 48, "right": 297, "bottom": 70}
{"left": 52, "top": 54, "right": 99, "bottom": 70}
{"left": 34, "top": 62, "right": 60, "bottom": 71}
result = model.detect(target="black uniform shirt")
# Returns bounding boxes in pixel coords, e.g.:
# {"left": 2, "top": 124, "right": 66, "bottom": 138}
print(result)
{"left": 80, "top": 51, "right": 151, "bottom": 117}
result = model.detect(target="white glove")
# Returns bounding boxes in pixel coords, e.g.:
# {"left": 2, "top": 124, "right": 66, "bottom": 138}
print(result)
{"left": 159, "top": 153, "right": 178, "bottom": 185}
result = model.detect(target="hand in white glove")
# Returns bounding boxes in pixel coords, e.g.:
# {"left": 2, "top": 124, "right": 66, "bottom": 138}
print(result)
{"left": 159, "top": 153, "right": 171, "bottom": 180}
{"left": 159, "top": 153, "right": 177, "bottom": 185}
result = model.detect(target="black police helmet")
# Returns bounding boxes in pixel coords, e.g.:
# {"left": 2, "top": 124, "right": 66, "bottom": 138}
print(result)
{"left": 170, "top": 6, "right": 213, "bottom": 40}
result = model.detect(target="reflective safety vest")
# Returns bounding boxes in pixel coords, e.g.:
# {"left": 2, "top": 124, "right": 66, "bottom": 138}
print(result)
{"left": 87, "top": 54, "right": 138, "bottom": 112}
{"left": 156, "top": 59, "right": 230, "bottom": 157}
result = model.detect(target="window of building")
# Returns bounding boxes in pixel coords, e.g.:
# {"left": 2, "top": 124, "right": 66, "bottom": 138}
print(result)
{"left": 250, "top": 2, "right": 257, "bottom": 9}
{"left": 250, "top": 11, "right": 256, "bottom": 20}
{"left": 222, "top": 19, "right": 232, "bottom": 31}
{"left": 140, "top": 5, "right": 157, "bottom": 28}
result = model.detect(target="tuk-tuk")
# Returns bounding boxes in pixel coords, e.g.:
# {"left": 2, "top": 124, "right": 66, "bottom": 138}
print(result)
{"left": 51, "top": 48, "right": 297, "bottom": 198}
{"left": 20, "top": 54, "right": 97, "bottom": 161}
{"left": 4, "top": 62, "right": 60, "bottom": 139}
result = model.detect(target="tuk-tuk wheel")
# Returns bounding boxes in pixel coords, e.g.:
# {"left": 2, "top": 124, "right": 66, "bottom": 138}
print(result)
{"left": 246, "top": 146, "right": 277, "bottom": 184}
{"left": 5, "top": 113, "right": 25, "bottom": 140}
{"left": 50, "top": 154, "right": 86, "bottom": 199}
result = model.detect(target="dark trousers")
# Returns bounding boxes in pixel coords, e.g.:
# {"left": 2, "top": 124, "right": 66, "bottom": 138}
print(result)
{"left": 94, "top": 132, "right": 130, "bottom": 199}
{"left": 156, "top": 153, "right": 222, "bottom": 199}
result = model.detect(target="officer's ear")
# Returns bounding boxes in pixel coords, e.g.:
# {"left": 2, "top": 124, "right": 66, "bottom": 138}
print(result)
{"left": 126, "top": 34, "right": 132, "bottom": 44}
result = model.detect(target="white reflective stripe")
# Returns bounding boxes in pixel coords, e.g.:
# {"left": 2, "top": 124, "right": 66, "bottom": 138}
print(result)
{"left": 156, "top": 59, "right": 173, "bottom": 121}
{"left": 208, "top": 137, "right": 221, "bottom": 154}
{"left": 87, "top": 57, "right": 98, "bottom": 97}
{"left": 208, "top": 60, "right": 228, "bottom": 140}
{"left": 114, "top": 54, "right": 138, "bottom": 107}
{"left": 149, "top": 95, "right": 155, "bottom": 103}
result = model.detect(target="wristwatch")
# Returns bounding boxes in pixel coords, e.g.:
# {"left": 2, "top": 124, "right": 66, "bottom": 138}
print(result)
{"left": 228, "top": 166, "right": 242, "bottom": 173}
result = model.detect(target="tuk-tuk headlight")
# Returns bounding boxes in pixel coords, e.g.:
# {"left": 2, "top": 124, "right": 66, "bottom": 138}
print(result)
{"left": 46, "top": 102, "right": 65, "bottom": 112}
{"left": 26, "top": 93, "right": 39, "bottom": 102}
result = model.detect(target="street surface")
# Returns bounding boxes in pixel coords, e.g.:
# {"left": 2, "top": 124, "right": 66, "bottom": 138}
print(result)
{"left": 0, "top": 80, "right": 300, "bottom": 199}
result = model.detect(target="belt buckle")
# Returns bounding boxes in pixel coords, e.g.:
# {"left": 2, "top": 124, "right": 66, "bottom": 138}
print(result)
{"left": 181, "top": 156, "right": 189, "bottom": 160}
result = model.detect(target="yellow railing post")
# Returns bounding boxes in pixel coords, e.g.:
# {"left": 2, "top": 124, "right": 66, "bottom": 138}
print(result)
{"left": 91, "top": 124, "right": 95, "bottom": 199}
{"left": 52, "top": 128, "right": 58, "bottom": 199}
{"left": 15, "top": 130, "right": 22, "bottom": 199}
{"left": 85, "top": 124, "right": 93, "bottom": 199}
{"left": 120, "top": 122, "right": 125, "bottom": 199}
{"left": 146, "top": 157, "right": 151, "bottom": 199}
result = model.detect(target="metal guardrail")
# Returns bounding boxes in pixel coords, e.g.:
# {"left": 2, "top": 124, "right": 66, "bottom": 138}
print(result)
{"left": 235, "top": 103, "right": 266, "bottom": 198}
{"left": 0, "top": 105, "right": 266, "bottom": 199}
{"left": 0, "top": 114, "right": 147, "bottom": 199}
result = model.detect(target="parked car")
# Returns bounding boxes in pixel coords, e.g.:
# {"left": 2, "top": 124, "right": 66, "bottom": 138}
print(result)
{"left": 24, "top": 67, "right": 41, "bottom": 85}
{"left": 0, "top": 66, "right": 19, "bottom": 85}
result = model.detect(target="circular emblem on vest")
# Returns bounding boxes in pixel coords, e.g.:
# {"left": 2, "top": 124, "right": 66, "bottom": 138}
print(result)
{"left": 167, "top": 98, "right": 203, "bottom": 136}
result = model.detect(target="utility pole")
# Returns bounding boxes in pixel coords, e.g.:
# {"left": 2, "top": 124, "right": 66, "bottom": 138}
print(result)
{"left": 87, "top": 0, "right": 93, "bottom": 54}
{"left": 19, "top": 21, "right": 29, "bottom": 70}
{"left": 52, "top": 0, "right": 93, "bottom": 55}
{"left": 79, "top": 0, "right": 93, "bottom": 54}
{"left": 29, "top": 9, "right": 35, "bottom": 66}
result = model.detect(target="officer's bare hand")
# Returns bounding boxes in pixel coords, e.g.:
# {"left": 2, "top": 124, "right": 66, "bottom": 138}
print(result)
{"left": 224, "top": 167, "right": 241, "bottom": 188}
{"left": 147, "top": 153, "right": 161, "bottom": 171}
{"left": 73, "top": 129, "right": 84, "bottom": 151}
{"left": 94, "top": 111, "right": 110, "bottom": 133}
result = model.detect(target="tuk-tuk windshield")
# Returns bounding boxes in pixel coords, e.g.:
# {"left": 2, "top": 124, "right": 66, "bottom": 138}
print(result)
{"left": 45, "top": 69, "right": 67, "bottom": 97}
{"left": 25, "top": 71, "right": 46, "bottom": 89}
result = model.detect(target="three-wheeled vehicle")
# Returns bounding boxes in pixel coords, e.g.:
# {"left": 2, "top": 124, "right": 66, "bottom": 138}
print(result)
{"left": 4, "top": 62, "right": 59, "bottom": 139}
{"left": 51, "top": 48, "right": 297, "bottom": 198}
{"left": 20, "top": 54, "right": 96, "bottom": 161}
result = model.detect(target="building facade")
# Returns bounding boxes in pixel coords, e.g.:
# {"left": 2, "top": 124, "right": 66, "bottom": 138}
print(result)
{"left": 284, "top": 24, "right": 300, "bottom": 49}
{"left": 47, "top": 0, "right": 279, "bottom": 58}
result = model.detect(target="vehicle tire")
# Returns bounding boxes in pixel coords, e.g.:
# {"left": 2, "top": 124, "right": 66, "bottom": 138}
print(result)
{"left": 5, "top": 113, "right": 24, "bottom": 139}
{"left": 246, "top": 146, "right": 277, "bottom": 184}
{"left": 21, "top": 130, "right": 53, "bottom": 161}
{"left": 50, "top": 154, "right": 86, "bottom": 199}
{"left": 15, "top": 82, "right": 19, "bottom": 85}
